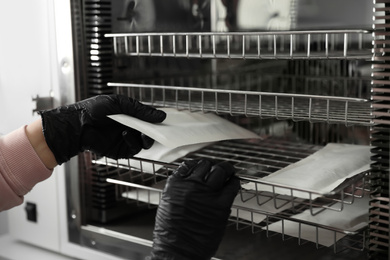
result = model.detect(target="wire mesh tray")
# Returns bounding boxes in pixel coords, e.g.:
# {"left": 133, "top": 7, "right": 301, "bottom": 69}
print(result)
{"left": 110, "top": 82, "right": 372, "bottom": 126}
{"left": 102, "top": 176, "right": 367, "bottom": 253}
{"left": 95, "top": 175, "right": 366, "bottom": 253}
{"left": 229, "top": 204, "right": 367, "bottom": 254}
{"left": 90, "top": 137, "right": 370, "bottom": 212}
{"left": 105, "top": 30, "right": 372, "bottom": 60}
{"left": 88, "top": 138, "right": 370, "bottom": 252}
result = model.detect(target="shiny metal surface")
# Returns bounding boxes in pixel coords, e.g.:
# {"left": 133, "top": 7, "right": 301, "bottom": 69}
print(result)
{"left": 106, "top": 30, "right": 372, "bottom": 60}
{"left": 59, "top": 1, "right": 387, "bottom": 259}
{"left": 110, "top": 83, "right": 372, "bottom": 126}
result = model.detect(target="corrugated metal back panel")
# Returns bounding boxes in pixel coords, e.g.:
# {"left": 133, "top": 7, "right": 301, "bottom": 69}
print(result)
{"left": 370, "top": 1, "right": 390, "bottom": 259}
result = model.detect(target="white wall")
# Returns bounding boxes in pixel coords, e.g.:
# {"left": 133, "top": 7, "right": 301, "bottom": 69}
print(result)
{"left": 0, "top": 213, "right": 8, "bottom": 235}
{"left": 0, "top": 0, "right": 58, "bottom": 239}
{"left": 0, "top": 0, "right": 55, "bottom": 135}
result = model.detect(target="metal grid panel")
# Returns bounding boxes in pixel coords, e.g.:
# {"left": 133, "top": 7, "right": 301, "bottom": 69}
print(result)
{"left": 92, "top": 5, "right": 379, "bottom": 259}
{"left": 369, "top": 1, "right": 390, "bottom": 259}
{"left": 91, "top": 138, "right": 369, "bottom": 224}
{"left": 110, "top": 83, "right": 372, "bottom": 126}
{"left": 90, "top": 138, "right": 369, "bottom": 252}
{"left": 105, "top": 30, "right": 372, "bottom": 60}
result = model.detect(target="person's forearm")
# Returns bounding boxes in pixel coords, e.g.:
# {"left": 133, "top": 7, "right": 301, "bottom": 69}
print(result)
{"left": 26, "top": 119, "right": 57, "bottom": 170}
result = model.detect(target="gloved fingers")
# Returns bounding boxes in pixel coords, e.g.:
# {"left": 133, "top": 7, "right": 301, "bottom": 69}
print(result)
{"left": 186, "top": 159, "right": 213, "bottom": 182}
{"left": 204, "top": 161, "right": 236, "bottom": 190}
{"left": 121, "top": 129, "right": 144, "bottom": 156}
{"left": 223, "top": 176, "right": 241, "bottom": 200}
{"left": 140, "top": 133, "right": 154, "bottom": 149}
{"left": 85, "top": 95, "right": 117, "bottom": 120}
{"left": 174, "top": 160, "right": 199, "bottom": 178}
{"left": 174, "top": 159, "right": 214, "bottom": 181}
{"left": 135, "top": 103, "right": 166, "bottom": 123}
{"left": 172, "top": 159, "right": 238, "bottom": 190}
{"left": 116, "top": 95, "right": 167, "bottom": 123}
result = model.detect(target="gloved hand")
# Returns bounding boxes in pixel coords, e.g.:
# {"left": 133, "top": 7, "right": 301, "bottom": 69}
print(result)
{"left": 39, "top": 94, "right": 166, "bottom": 165}
{"left": 150, "top": 159, "right": 240, "bottom": 260}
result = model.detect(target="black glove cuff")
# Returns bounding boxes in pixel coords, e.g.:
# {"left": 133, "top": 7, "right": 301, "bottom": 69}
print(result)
{"left": 39, "top": 107, "right": 82, "bottom": 165}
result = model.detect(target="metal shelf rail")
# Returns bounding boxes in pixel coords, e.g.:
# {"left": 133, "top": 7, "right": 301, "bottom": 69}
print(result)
{"left": 105, "top": 30, "right": 372, "bottom": 60}
{"left": 109, "top": 83, "right": 372, "bottom": 126}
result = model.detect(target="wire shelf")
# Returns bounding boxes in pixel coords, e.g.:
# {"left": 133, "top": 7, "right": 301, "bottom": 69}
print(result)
{"left": 110, "top": 83, "right": 373, "bottom": 126}
{"left": 102, "top": 28, "right": 372, "bottom": 256}
{"left": 105, "top": 30, "right": 372, "bottom": 60}
{"left": 88, "top": 138, "right": 369, "bottom": 253}
{"left": 229, "top": 205, "right": 367, "bottom": 254}
{"left": 102, "top": 176, "right": 367, "bottom": 252}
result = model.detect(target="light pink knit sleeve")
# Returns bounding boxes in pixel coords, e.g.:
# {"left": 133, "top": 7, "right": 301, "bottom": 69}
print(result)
{"left": 0, "top": 126, "right": 53, "bottom": 212}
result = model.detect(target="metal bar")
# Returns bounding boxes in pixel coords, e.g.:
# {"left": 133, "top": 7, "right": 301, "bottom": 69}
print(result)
{"left": 160, "top": 35, "right": 163, "bottom": 56}
{"left": 242, "top": 35, "right": 246, "bottom": 58}
{"left": 106, "top": 178, "right": 162, "bottom": 192}
{"left": 111, "top": 52, "right": 371, "bottom": 60}
{"left": 147, "top": 35, "right": 151, "bottom": 55}
{"left": 343, "top": 33, "right": 348, "bottom": 57}
{"left": 212, "top": 34, "right": 216, "bottom": 57}
{"left": 198, "top": 34, "right": 202, "bottom": 57}
{"left": 172, "top": 35, "right": 176, "bottom": 56}
{"left": 185, "top": 35, "right": 189, "bottom": 58}
{"left": 227, "top": 35, "right": 231, "bottom": 58}
{"left": 113, "top": 36, "right": 118, "bottom": 54}
{"left": 274, "top": 34, "right": 277, "bottom": 57}
{"left": 135, "top": 35, "right": 139, "bottom": 55}
{"left": 325, "top": 33, "right": 329, "bottom": 57}
{"left": 229, "top": 92, "right": 233, "bottom": 115}
{"left": 105, "top": 29, "right": 371, "bottom": 38}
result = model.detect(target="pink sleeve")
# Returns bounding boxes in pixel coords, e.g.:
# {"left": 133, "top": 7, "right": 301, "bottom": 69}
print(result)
{"left": 0, "top": 126, "right": 53, "bottom": 211}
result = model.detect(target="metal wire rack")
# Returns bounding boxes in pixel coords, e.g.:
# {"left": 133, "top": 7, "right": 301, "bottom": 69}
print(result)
{"left": 99, "top": 29, "right": 373, "bottom": 255}
{"left": 110, "top": 83, "right": 372, "bottom": 126}
{"left": 89, "top": 137, "right": 369, "bottom": 252}
{"left": 105, "top": 30, "right": 372, "bottom": 60}
{"left": 103, "top": 175, "right": 367, "bottom": 253}
{"left": 229, "top": 204, "right": 367, "bottom": 254}
{"left": 101, "top": 176, "right": 367, "bottom": 253}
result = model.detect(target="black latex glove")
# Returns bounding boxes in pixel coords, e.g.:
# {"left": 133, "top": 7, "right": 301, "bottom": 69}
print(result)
{"left": 150, "top": 159, "right": 241, "bottom": 260}
{"left": 39, "top": 94, "right": 166, "bottom": 165}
